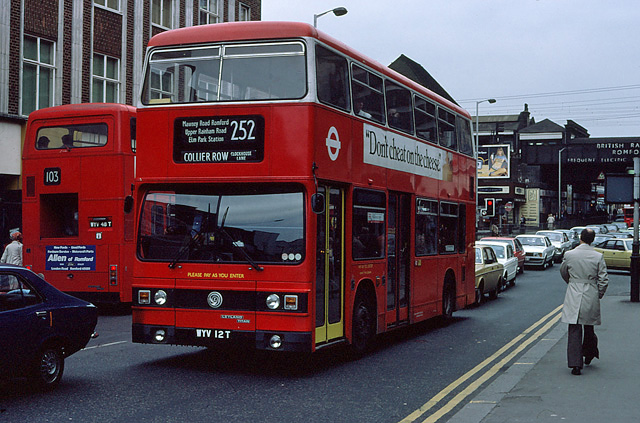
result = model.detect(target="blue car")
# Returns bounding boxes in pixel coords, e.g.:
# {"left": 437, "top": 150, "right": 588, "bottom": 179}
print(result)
{"left": 0, "top": 264, "right": 98, "bottom": 389}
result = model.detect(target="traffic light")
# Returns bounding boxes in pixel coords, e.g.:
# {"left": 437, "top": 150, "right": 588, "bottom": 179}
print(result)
{"left": 485, "top": 198, "right": 495, "bottom": 217}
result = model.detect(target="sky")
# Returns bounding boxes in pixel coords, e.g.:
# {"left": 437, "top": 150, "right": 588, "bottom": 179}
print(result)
{"left": 262, "top": 0, "right": 640, "bottom": 138}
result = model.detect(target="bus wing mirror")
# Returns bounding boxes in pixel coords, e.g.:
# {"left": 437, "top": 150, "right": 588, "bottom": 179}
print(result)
{"left": 124, "top": 195, "right": 134, "bottom": 214}
{"left": 311, "top": 193, "right": 325, "bottom": 214}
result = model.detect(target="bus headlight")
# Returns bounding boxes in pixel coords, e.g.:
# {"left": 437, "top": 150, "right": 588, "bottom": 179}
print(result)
{"left": 154, "top": 329, "right": 167, "bottom": 342}
{"left": 266, "top": 294, "right": 280, "bottom": 309}
{"left": 154, "top": 290, "right": 167, "bottom": 305}
{"left": 269, "top": 334, "right": 283, "bottom": 349}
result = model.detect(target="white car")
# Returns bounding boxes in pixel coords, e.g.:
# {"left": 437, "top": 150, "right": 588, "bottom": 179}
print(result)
{"left": 536, "top": 230, "right": 572, "bottom": 262}
{"left": 476, "top": 241, "right": 518, "bottom": 289}
{"left": 515, "top": 234, "right": 556, "bottom": 269}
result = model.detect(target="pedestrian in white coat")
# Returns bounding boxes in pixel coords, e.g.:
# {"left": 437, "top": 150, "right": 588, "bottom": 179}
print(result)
{"left": 559, "top": 228, "right": 608, "bottom": 375}
{"left": 1, "top": 231, "right": 23, "bottom": 266}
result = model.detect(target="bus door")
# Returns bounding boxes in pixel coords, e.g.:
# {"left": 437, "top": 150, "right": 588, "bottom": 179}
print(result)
{"left": 386, "top": 193, "right": 410, "bottom": 326}
{"left": 315, "top": 186, "right": 345, "bottom": 345}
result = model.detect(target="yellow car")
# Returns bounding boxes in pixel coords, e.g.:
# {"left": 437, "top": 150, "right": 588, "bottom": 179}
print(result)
{"left": 594, "top": 238, "right": 633, "bottom": 270}
{"left": 474, "top": 245, "right": 504, "bottom": 304}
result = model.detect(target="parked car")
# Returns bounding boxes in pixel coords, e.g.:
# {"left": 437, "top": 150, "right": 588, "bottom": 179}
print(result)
{"left": 536, "top": 230, "right": 572, "bottom": 262}
{"left": 476, "top": 241, "right": 518, "bottom": 288}
{"left": 610, "top": 231, "right": 632, "bottom": 239}
{"left": 557, "top": 229, "right": 579, "bottom": 249}
{"left": 0, "top": 265, "right": 98, "bottom": 389}
{"left": 604, "top": 223, "right": 619, "bottom": 233}
{"left": 592, "top": 234, "right": 615, "bottom": 247}
{"left": 570, "top": 226, "right": 587, "bottom": 239}
{"left": 612, "top": 221, "right": 628, "bottom": 231}
{"left": 586, "top": 224, "right": 607, "bottom": 234}
{"left": 480, "top": 236, "right": 526, "bottom": 274}
{"left": 474, "top": 245, "right": 504, "bottom": 304}
{"left": 594, "top": 238, "right": 633, "bottom": 271}
{"left": 515, "top": 234, "right": 555, "bottom": 269}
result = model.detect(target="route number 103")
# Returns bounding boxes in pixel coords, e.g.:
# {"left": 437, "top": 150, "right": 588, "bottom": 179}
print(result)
{"left": 44, "top": 167, "right": 61, "bottom": 185}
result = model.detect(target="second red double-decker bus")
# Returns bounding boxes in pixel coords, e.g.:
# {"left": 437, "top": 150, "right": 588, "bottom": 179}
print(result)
{"left": 132, "top": 22, "right": 476, "bottom": 353}
{"left": 22, "top": 103, "right": 136, "bottom": 304}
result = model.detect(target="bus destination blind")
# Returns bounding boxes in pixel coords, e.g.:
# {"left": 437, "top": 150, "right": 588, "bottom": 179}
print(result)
{"left": 174, "top": 115, "right": 265, "bottom": 163}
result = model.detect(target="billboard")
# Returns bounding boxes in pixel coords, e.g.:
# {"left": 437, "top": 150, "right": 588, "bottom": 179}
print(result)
{"left": 478, "top": 144, "right": 510, "bottom": 179}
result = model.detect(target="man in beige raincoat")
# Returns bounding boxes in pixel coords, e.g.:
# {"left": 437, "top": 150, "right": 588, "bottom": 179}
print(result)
{"left": 560, "top": 228, "right": 608, "bottom": 375}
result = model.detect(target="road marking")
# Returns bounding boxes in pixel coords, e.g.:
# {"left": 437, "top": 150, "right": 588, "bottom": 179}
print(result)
{"left": 83, "top": 341, "right": 128, "bottom": 351}
{"left": 399, "top": 304, "right": 563, "bottom": 423}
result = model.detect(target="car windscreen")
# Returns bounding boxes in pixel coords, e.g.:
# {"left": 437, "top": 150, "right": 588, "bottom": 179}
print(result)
{"left": 519, "top": 237, "right": 543, "bottom": 246}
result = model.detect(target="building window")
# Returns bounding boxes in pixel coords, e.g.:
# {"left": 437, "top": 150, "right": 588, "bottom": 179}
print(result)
{"left": 199, "top": 0, "right": 219, "bottom": 24}
{"left": 94, "top": 0, "right": 120, "bottom": 12}
{"left": 152, "top": 0, "right": 172, "bottom": 28}
{"left": 148, "top": 68, "right": 174, "bottom": 101}
{"left": 22, "top": 36, "right": 55, "bottom": 115}
{"left": 239, "top": 3, "right": 251, "bottom": 21}
{"left": 93, "top": 54, "right": 120, "bottom": 103}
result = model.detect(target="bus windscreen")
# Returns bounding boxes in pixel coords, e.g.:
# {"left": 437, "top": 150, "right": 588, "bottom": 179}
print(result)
{"left": 137, "top": 186, "right": 304, "bottom": 265}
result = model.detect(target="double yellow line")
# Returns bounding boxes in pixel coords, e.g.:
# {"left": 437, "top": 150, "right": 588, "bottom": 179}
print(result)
{"left": 399, "top": 304, "right": 563, "bottom": 423}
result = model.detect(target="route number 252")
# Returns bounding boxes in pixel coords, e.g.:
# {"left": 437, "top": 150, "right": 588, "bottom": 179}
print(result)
{"left": 230, "top": 120, "right": 256, "bottom": 141}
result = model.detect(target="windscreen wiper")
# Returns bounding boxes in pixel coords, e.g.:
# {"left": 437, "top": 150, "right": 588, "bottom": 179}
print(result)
{"left": 168, "top": 204, "right": 211, "bottom": 269}
{"left": 217, "top": 207, "right": 263, "bottom": 272}
{"left": 168, "top": 230, "right": 202, "bottom": 269}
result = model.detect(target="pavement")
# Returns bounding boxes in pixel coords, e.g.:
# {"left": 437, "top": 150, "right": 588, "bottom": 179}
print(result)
{"left": 447, "top": 290, "right": 640, "bottom": 423}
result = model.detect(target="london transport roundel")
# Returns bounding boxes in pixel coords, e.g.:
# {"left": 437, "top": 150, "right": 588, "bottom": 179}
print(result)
{"left": 207, "top": 291, "right": 223, "bottom": 309}
{"left": 325, "top": 126, "right": 341, "bottom": 161}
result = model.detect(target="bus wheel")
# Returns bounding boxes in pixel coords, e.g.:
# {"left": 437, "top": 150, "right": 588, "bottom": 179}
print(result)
{"left": 442, "top": 280, "right": 455, "bottom": 319}
{"left": 351, "top": 292, "right": 375, "bottom": 355}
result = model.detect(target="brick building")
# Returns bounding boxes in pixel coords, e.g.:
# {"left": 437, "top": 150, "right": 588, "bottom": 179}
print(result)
{"left": 0, "top": 0, "right": 261, "bottom": 239}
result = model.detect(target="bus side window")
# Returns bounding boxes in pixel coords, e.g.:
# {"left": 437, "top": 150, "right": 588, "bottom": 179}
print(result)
{"left": 438, "top": 108, "right": 457, "bottom": 150}
{"left": 457, "top": 117, "right": 473, "bottom": 156}
{"left": 385, "top": 80, "right": 413, "bottom": 134}
{"left": 415, "top": 198, "right": 437, "bottom": 256}
{"left": 352, "top": 189, "right": 386, "bottom": 260}
{"left": 414, "top": 96, "right": 437, "bottom": 144}
{"left": 351, "top": 64, "right": 385, "bottom": 124}
{"left": 315, "top": 45, "right": 350, "bottom": 112}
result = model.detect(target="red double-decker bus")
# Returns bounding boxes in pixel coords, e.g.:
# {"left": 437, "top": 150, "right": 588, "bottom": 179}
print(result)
{"left": 132, "top": 22, "right": 476, "bottom": 353}
{"left": 22, "top": 103, "right": 136, "bottom": 304}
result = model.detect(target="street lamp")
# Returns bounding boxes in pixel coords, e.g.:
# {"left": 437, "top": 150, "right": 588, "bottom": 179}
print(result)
{"left": 558, "top": 147, "right": 566, "bottom": 220}
{"left": 475, "top": 98, "right": 496, "bottom": 225}
{"left": 313, "top": 7, "right": 348, "bottom": 28}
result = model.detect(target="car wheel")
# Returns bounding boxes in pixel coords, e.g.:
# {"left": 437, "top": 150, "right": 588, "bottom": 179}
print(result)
{"left": 548, "top": 257, "right": 554, "bottom": 267}
{"left": 489, "top": 278, "right": 500, "bottom": 299}
{"left": 475, "top": 281, "right": 484, "bottom": 305}
{"left": 32, "top": 345, "right": 65, "bottom": 389}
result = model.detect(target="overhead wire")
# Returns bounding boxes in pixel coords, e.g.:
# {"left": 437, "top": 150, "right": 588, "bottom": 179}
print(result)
{"left": 459, "top": 85, "right": 640, "bottom": 135}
